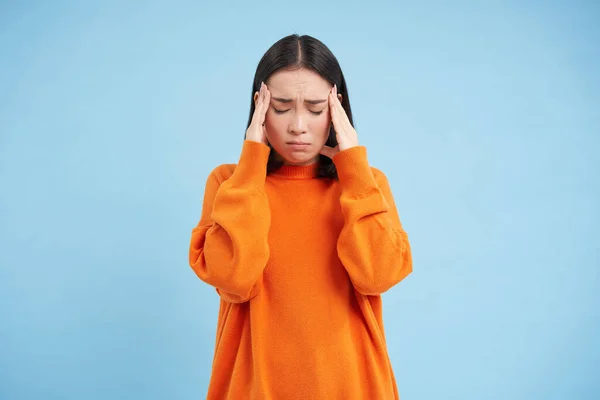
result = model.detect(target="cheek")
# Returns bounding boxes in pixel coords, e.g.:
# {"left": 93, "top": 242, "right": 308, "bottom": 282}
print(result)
{"left": 315, "top": 115, "right": 331, "bottom": 139}
{"left": 264, "top": 114, "right": 285, "bottom": 140}
{"left": 264, "top": 112, "right": 330, "bottom": 140}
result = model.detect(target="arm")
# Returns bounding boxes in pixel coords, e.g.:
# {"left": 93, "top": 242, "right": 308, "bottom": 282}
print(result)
{"left": 333, "top": 146, "right": 413, "bottom": 295}
{"left": 188, "top": 140, "right": 271, "bottom": 303}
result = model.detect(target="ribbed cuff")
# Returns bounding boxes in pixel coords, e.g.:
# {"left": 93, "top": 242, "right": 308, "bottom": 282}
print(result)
{"left": 332, "top": 145, "right": 378, "bottom": 196}
{"left": 227, "top": 140, "right": 271, "bottom": 187}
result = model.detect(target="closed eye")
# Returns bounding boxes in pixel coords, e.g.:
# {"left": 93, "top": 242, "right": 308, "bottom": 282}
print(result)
{"left": 273, "top": 108, "right": 323, "bottom": 116}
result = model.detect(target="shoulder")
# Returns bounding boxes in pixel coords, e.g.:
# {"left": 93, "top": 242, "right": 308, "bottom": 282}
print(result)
{"left": 206, "top": 163, "right": 237, "bottom": 186}
{"left": 369, "top": 166, "right": 388, "bottom": 182}
{"left": 368, "top": 166, "right": 395, "bottom": 192}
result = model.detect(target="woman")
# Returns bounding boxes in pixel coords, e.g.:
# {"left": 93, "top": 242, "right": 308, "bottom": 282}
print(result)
{"left": 189, "top": 34, "right": 412, "bottom": 399}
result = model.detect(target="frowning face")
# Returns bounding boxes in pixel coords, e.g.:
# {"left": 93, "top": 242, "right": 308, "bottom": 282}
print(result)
{"left": 259, "top": 68, "right": 341, "bottom": 166}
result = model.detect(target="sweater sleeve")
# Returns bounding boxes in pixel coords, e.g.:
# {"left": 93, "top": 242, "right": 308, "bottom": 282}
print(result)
{"left": 188, "top": 140, "right": 271, "bottom": 303}
{"left": 332, "top": 146, "right": 412, "bottom": 295}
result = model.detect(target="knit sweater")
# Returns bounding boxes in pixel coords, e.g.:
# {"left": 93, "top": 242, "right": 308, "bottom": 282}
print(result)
{"left": 188, "top": 140, "right": 412, "bottom": 399}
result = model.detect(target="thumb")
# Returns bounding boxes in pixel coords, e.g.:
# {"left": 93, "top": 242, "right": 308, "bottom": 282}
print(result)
{"left": 261, "top": 125, "right": 270, "bottom": 146}
{"left": 319, "top": 145, "right": 339, "bottom": 159}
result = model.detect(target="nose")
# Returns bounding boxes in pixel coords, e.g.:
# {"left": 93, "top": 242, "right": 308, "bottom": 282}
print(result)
{"left": 289, "top": 113, "right": 307, "bottom": 135}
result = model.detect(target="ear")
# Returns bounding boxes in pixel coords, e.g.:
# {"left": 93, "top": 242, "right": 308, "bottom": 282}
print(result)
{"left": 337, "top": 93, "right": 343, "bottom": 103}
{"left": 254, "top": 91, "right": 259, "bottom": 104}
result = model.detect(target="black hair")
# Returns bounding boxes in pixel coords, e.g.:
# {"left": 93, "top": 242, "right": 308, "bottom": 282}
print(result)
{"left": 245, "top": 34, "right": 355, "bottom": 180}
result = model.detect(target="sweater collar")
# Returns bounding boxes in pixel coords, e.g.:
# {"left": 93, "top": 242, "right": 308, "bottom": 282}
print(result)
{"left": 271, "top": 162, "right": 319, "bottom": 179}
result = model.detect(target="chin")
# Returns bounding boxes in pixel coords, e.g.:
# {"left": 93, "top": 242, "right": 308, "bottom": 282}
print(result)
{"left": 279, "top": 150, "right": 318, "bottom": 165}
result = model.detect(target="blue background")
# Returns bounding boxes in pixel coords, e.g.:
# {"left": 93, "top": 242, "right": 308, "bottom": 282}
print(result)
{"left": 1, "top": 1, "right": 598, "bottom": 399}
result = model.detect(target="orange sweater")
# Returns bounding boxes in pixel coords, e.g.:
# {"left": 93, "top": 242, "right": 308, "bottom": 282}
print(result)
{"left": 189, "top": 140, "right": 412, "bottom": 399}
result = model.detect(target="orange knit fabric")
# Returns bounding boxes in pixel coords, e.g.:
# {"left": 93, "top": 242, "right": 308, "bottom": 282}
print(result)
{"left": 189, "top": 140, "right": 412, "bottom": 399}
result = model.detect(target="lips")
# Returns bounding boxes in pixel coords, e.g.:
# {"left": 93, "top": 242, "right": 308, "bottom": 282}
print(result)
{"left": 287, "top": 142, "right": 310, "bottom": 145}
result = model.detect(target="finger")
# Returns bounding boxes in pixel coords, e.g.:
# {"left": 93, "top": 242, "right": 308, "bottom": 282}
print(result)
{"left": 332, "top": 86, "right": 344, "bottom": 114}
{"left": 256, "top": 84, "right": 267, "bottom": 111}
{"left": 252, "top": 89, "right": 266, "bottom": 127}
{"left": 330, "top": 87, "right": 342, "bottom": 109}
{"left": 329, "top": 91, "right": 342, "bottom": 128}
{"left": 256, "top": 84, "right": 264, "bottom": 103}
{"left": 260, "top": 85, "right": 270, "bottom": 125}
{"left": 259, "top": 83, "right": 269, "bottom": 108}
{"left": 260, "top": 83, "right": 265, "bottom": 100}
{"left": 330, "top": 89, "right": 352, "bottom": 132}
{"left": 262, "top": 84, "right": 270, "bottom": 114}
{"left": 252, "top": 92, "right": 260, "bottom": 121}
{"left": 329, "top": 90, "right": 336, "bottom": 115}
{"left": 328, "top": 93, "right": 338, "bottom": 134}
{"left": 253, "top": 90, "right": 263, "bottom": 116}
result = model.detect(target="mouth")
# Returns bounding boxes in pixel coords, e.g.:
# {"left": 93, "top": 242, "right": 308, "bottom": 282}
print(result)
{"left": 287, "top": 141, "right": 310, "bottom": 145}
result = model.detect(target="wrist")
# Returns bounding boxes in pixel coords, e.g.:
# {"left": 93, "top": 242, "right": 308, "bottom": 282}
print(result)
{"left": 227, "top": 140, "right": 271, "bottom": 187}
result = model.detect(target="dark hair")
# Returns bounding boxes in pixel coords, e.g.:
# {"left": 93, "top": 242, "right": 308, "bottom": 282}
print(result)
{"left": 245, "top": 34, "right": 355, "bottom": 180}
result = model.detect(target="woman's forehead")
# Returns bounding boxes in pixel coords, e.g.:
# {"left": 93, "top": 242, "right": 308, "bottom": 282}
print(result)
{"left": 267, "top": 68, "right": 331, "bottom": 94}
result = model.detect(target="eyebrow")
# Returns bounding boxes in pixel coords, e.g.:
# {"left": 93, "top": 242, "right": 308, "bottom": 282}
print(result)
{"left": 271, "top": 97, "right": 327, "bottom": 105}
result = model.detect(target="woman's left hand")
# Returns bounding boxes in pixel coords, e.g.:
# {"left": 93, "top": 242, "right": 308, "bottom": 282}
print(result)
{"left": 319, "top": 84, "right": 360, "bottom": 159}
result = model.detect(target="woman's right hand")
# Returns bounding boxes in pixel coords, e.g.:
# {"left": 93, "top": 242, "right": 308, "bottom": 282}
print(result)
{"left": 245, "top": 82, "right": 271, "bottom": 145}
